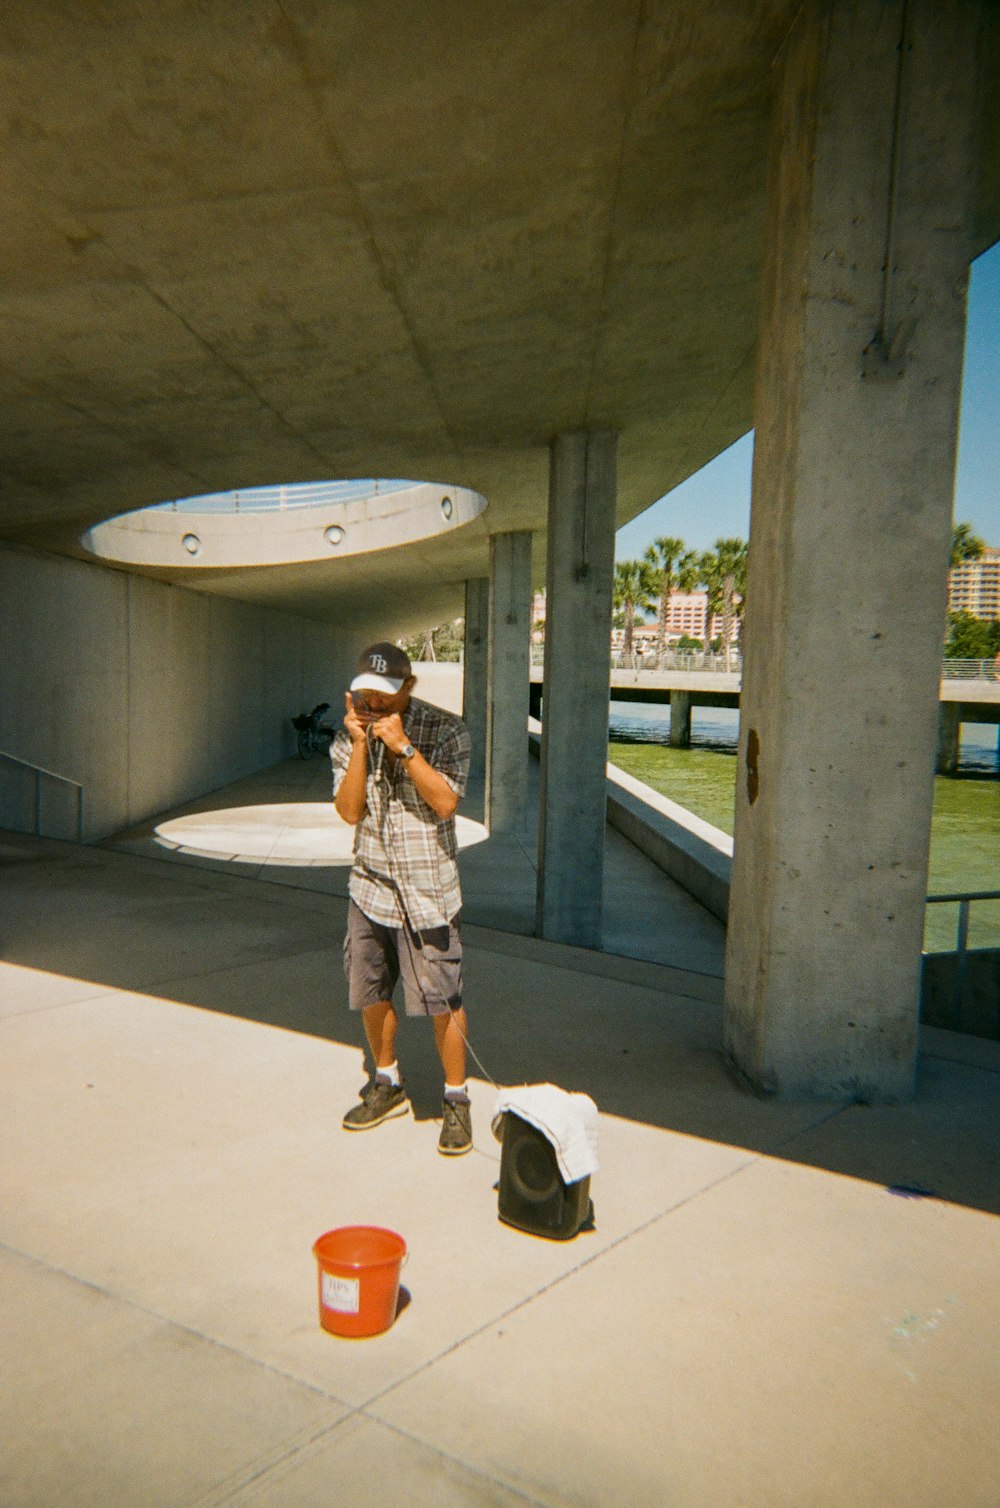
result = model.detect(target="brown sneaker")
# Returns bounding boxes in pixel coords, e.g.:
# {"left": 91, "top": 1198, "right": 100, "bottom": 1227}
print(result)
{"left": 343, "top": 1078, "right": 410, "bottom": 1131}
{"left": 437, "top": 1095, "right": 472, "bottom": 1156}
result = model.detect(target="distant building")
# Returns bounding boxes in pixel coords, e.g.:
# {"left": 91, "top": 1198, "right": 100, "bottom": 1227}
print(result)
{"left": 664, "top": 590, "right": 712, "bottom": 643}
{"left": 542, "top": 585, "right": 739, "bottom": 650}
{"left": 663, "top": 590, "right": 740, "bottom": 647}
{"left": 610, "top": 624, "right": 658, "bottom": 655}
{"left": 949, "top": 547, "right": 1000, "bottom": 620}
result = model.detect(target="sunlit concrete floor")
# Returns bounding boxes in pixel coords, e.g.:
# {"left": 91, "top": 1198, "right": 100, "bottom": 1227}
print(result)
{"left": 2, "top": 813, "right": 1000, "bottom": 1507}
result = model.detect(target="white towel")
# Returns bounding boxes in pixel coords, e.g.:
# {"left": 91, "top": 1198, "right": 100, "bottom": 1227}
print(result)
{"left": 491, "top": 1083, "right": 599, "bottom": 1185}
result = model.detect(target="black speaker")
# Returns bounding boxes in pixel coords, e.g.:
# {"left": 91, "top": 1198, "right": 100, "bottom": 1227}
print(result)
{"left": 497, "top": 1113, "right": 593, "bottom": 1240}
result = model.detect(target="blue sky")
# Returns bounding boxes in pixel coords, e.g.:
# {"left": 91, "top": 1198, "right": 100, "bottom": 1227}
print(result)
{"left": 616, "top": 241, "right": 1000, "bottom": 561}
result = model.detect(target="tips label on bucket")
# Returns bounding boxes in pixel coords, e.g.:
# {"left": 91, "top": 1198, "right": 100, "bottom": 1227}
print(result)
{"left": 322, "top": 1272, "right": 360, "bottom": 1314}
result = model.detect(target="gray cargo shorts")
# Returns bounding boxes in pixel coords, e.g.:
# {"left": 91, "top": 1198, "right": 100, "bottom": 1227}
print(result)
{"left": 343, "top": 900, "right": 463, "bottom": 1018}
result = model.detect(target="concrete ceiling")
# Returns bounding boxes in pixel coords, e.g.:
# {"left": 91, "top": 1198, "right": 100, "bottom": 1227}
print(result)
{"left": 3, "top": 1, "right": 999, "bottom": 635}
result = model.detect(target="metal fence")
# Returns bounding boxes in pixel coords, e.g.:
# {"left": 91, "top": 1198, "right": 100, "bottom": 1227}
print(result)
{"left": 925, "top": 887, "right": 1000, "bottom": 950}
{"left": 530, "top": 645, "right": 743, "bottom": 671}
{"left": 611, "top": 650, "right": 742, "bottom": 673}
{"left": 939, "top": 658, "right": 1000, "bottom": 681}
{"left": 156, "top": 479, "right": 419, "bottom": 515}
{"left": 530, "top": 646, "right": 999, "bottom": 681}
{"left": 922, "top": 889, "right": 1000, "bottom": 1039}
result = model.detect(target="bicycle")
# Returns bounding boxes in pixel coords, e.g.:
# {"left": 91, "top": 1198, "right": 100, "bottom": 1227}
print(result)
{"left": 292, "top": 702, "right": 335, "bottom": 759}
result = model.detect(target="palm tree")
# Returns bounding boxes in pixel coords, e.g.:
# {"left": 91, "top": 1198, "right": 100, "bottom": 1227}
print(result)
{"left": 613, "top": 559, "right": 658, "bottom": 669}
{"left": 699, "top": 538, "right": 748, "bottom": 670}
{"left": 950, "top": 522, "right": 985, "bottom": 568}
{"left": 674, "top": 549, "right": 702, "bottom": 658}
{"left": 644, "top": 535, "right": 685, "bottom": 667}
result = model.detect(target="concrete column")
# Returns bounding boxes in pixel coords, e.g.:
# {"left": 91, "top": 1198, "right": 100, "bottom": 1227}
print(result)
{"left": 536, "top": 430, "right": 617, "bottom": 946}
{"left": 669, "top": 691, "right": 692, "bottom": 748}
{"left": 937, "top": 703, "right": 961, "bottom": 777}
{"left": 462, "top": 578, "right": 489, "bottom": 783}
{"left": 486, "top": 533, "right": 532, "bottom": 835}
{"left": 724, "top": 0, "right": 982, "bottom": 1101}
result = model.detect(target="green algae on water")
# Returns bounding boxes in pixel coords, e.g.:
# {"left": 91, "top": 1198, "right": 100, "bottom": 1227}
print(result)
{"left": 608, "top": 742, "right": 1000, "bottom": 951}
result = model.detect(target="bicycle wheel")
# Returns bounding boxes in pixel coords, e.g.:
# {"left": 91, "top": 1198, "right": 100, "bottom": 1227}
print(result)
{"left": 297, "top": 728, "right": 313, "bottom": 760}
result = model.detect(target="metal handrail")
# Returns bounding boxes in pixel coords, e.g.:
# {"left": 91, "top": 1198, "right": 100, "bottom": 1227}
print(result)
{"left": 0, "top": 751, "right": 84, "bottom": 842}
{"left": 531, "top": 649, "right": 999, "bottom": 681}
{"left": 940, "top": 658, "right": 1000, "bottom": 681}
{"left": 924, "top": 889, "right": 1000, "bottom": 1023}
{"left": 160, "top": 478, "right": 418, "bottom": 515}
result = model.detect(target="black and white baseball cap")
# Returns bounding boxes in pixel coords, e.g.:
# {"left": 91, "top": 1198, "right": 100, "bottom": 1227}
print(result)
{"left": 350, "top": 641, "right": 413, "bottom": 695}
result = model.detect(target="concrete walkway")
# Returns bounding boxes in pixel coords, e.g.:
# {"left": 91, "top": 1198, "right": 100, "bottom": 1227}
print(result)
{"left": 2, "top": 817, "right": 1000, "bottom": 1507}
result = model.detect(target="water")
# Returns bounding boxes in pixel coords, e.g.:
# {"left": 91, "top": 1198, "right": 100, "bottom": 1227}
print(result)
{"left": 610, "top": 701, "right": 740, "bottom": 755}
{"left": 608, "top": 701, "right": 1000, "bottom": 949}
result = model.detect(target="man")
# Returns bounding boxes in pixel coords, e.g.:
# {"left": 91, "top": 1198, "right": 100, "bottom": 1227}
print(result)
{"left": 331, "top": 641, "right": 473, "bottom": 1155}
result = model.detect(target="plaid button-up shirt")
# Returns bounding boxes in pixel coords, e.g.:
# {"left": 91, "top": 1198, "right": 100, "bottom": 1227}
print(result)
{"left": 330, "top": 697, "right": 471, "bottom": 932}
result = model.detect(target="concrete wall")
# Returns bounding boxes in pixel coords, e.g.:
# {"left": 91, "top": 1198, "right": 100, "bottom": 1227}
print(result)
{"left": 604, "top": 765, "right": 733, "bottom": 925}
{"left": 407, "top": 659, "right": 465, "bottom": 715}
{"left": 0, "top": 543, "right": 352, "bottom": 841}
{"left": 921, "top": 951, "right": 1000, "bottom": 1042}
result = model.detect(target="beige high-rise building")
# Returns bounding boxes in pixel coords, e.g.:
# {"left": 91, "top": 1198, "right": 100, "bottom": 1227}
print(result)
{"left": 948, "top": 546, "right": 1000, "bottom": 619}
{"left": 665, "top": 590, "right": 712, "bottom": 641}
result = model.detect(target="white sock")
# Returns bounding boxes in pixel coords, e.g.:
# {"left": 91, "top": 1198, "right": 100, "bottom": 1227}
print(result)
{"left": 444, "top": 1082, "right": 468, "bottom": 1101}
{"left": 376, "top": 1062, "right": 400, "bottom": 1086}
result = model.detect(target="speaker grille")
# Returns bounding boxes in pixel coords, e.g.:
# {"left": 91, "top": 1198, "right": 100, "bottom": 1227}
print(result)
{"left": 497, "top": 1113, "right": 593, "bottom": 1240}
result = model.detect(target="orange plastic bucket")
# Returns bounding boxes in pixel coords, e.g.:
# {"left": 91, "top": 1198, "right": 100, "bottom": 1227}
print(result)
{"left": 313, "top": 1226, "right": 407, "bottom": 1338}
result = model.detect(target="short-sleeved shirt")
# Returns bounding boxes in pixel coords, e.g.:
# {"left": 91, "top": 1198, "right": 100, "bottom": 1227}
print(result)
{"left": 330, "top": 697, "right": 471, "bottom": 933}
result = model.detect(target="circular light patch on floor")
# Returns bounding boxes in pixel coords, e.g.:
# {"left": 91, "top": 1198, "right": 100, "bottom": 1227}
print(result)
{"left": 81, "top": 478, "right": 488, "bottom": 569}
{"left": 153, "top": 802, "right": 488, "bottom": 868}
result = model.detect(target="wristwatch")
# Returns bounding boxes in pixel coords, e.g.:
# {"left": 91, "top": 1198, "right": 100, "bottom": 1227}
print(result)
{"left": 399, "top": 743, "right": 416, "bottom": 761}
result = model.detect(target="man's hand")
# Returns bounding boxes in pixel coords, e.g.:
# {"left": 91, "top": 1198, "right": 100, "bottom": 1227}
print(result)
{"left": 343, "top": 691, "right": 369, "bottom": 745}
{"left": 370, "top": 711, "right": 409, "bottom": 755}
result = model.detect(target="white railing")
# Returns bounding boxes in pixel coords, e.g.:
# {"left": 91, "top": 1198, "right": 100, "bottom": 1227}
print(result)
{"left": 530, "top": 645, "right": 742, "bottom": 672}
{"left": 529, "top": 647, "right": 999, "bottom": 681}
{"left": 941, "top": 658, "right": 1000, "bottom": 681}
{"left": 611, "top": 651, "right": 742, "bottom": 673}
{"left": 158, "top": 478, "right": 418, "bottom": 515}
{"left": 0, "top": 751, "right": 84, "bottom": 842}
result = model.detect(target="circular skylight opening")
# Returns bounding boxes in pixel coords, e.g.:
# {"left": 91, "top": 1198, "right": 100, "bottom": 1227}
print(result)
{"left": 80, "top": 478, "right": 488, "bottom": 569}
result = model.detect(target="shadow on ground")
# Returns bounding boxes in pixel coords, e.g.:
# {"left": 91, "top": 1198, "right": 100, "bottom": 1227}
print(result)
{"left": 3, "top": 829, "right": 999, "bottom": 1220}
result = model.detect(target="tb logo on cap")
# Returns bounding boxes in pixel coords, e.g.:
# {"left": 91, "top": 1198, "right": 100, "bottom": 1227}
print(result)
{"left": 369, "top": 653, "right": 389, "bottom": 673}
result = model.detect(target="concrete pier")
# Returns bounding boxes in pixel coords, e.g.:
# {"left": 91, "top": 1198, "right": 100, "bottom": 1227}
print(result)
{"left": 724, "top": 0, "right": 983, "bottom": 1101}
{"left": 937, "top": 702, "right": 961, "bottom": 777}
{"left": 485, "top": 533, "right": 532, "bottom": 836}
{"left": 462, "top": 578, "right": 489, "bottom": 783}
{"left": 537, "top": 431, "right": 617, "bottom": 947}
{"left": 669, "top": 690, "right": 692, "bottom": 748}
